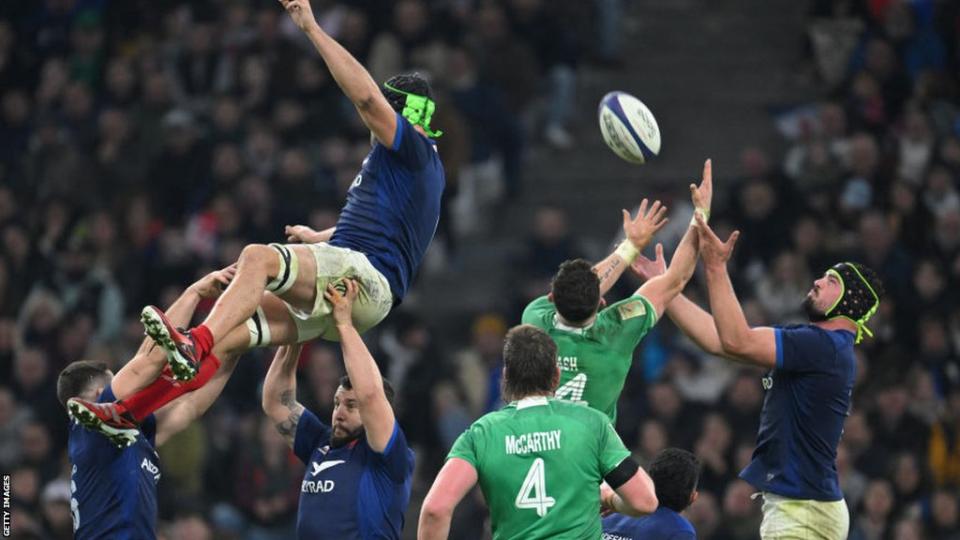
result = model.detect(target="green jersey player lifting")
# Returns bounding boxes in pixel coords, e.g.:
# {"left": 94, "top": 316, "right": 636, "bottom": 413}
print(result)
{"left": 522, "top": 160, "right": 714, "bottom": 420}
{"left": 418, "top": 325, "right": 658, "bottom": 540}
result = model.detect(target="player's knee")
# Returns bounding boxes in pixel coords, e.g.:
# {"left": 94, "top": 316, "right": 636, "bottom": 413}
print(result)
{"left": 239, "top": 244, "right": 274, "bottom": 267}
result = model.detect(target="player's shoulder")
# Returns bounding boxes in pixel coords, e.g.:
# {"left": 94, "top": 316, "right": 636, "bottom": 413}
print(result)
{"left": 548, "top": 399, "right": 612, "bottom": 427}
{"left": 659, "top": 507, "right": 696, "bottom": 533}
{"left": 521, "top": 295, "right": 556, "bottom": 327}
{"left": 600, "top": 295, "right": 653, "bottom": 322}
{"left": 776, "top": 323, "right": 815, "bottom": 333}
{"left": 777, "top": 323, "right": 850, "bottom": 348}
{"left": 388, "top": 115, "right": 441, "bottom": 159}
{"left": 471, "top": 404, "right": 518, "bottom": 428}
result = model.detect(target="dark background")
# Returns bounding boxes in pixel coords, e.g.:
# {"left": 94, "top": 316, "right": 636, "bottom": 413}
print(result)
{"left": 1, "top": 0, "right": 959, "bottom": 538}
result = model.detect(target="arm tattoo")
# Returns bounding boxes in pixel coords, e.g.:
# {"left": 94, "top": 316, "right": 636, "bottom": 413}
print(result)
{"left": 599, "top": 257, "right": 621, "bottom": 284}
{"left": 275, "top": 389, "right": 304, "bottom": 445}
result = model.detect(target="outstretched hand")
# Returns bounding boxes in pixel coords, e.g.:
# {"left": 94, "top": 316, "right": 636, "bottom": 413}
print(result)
{"left": 189, "top": 264, "right": 237, "bottom": 299}
{"left": 622, "top": 199, "right": 669, "bottom": 250}
{"left": 694, "top": 213, "right": 739, "bottom": 268}
{"left": 631, "top": 243, "right": 667, "bottom": 281}
{"left": 690, "top": 159, "right": 713, "bottom": 214}
{"left": 286, "top": 224, "right": 319, "bottom": 243}
{"left": 278, "top": 0, "right": 316, "bottom": 31}
{"left": 324, "top": 279, "right": 359, "bottom": 327}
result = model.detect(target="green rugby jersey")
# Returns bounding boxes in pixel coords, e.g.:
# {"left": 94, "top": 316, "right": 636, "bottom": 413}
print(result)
{"left": 448, "top": 397, "right": 632, "bottom": 540}
{"left": 522, "top": 295, "right": 657, "bottom": 420}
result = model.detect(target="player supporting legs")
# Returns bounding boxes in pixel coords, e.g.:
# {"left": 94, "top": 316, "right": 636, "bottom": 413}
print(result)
{"left": 631, "top": 215, "right": 884, "bottom": 540}
{"left": 521, "top": 159, "right": 713, "bottom": 421}
{"left": 57, "top": 269, "right": 243, "bottom": 538}
{"left": 140, "top": 0, "right": 447, "bottom": 380}
{"left": 65, "top": 266, "right": 237, "bottom": 447}
{"left": 418, "top": 325, "right": 658, "bottom": 540}
{"left": 261, "top": 280, "right": 414, "bottom": 540}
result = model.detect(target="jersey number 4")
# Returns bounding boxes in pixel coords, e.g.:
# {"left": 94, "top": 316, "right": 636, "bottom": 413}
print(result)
{"left": 515, "top": 458, "right": 556, "bottom": 517}
{"left": 554, "top": 373, "right": 587, "bottom": 405}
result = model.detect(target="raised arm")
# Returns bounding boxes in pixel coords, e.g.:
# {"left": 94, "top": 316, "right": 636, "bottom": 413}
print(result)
{"left": 636, "top": 159, "right": 713, "bottom": 318}
{"left": 111, "top": 265, "right": 237, "bottom": 399}
{"left": 593, "top": 199, "right": 668, "bottom": 297}
{"left": 280, "top": 0, "right": 397, "bottom": 147}
{"left": 632, "top": 245, "right": 726, "bottom": 357}
{"left": 695, "top": 214, "right": 776, "bottom": 368}
{"left": 326, "top": 280, "right": 395, "bottom": 452}
{"left": 155, "top": 354, "right": 240, "bottom": 446}
{"left": 418, "top": 458, "right": 478, "bottom": 540}
{"left": 262, "top": 344, "right": 307, "bottom": 448}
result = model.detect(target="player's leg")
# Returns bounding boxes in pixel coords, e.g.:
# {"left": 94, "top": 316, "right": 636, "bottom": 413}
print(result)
{"left": 759, "top": 494, "right": 848, "bottom": 540}
{"left": 141, "top": 243, "right": 318, "bottom": 378}
{"left": 214, "top": 244, "right": 393, "bottom": 346}
{"left": 274, "top": 243, "right": 394, "bottom": 342}
{"left": 200, "top": 243, "right": 318, "bottom": 345}
{"left": 94, "top": 296, "right": 298, "bottom": 447}
{"left": 212, "top": 292, "right": 305, "bottom": 356}
{"left": 66, "top": 345, "right": 223, "bottom": 447}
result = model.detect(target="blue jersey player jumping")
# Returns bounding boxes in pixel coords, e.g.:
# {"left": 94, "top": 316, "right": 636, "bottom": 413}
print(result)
{"left": 632, "top": 214, "right": 884, "bottom": 540}
{"left": 57, "top": 269, "right": 241, "bottom": 539}
{"left": 131, "top": 0, "right": 446, "bottom": 387}
{"left": 262, "top": 280, "right": 414, "bottom": 540}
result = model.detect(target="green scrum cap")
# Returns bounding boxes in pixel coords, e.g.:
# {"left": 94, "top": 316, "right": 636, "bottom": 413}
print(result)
{"left": 383, "top": 82, "right": 442, "bottom": 138}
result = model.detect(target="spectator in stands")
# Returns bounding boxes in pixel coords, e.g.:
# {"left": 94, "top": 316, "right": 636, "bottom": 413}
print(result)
{"left": 454, "top": 313, "right": 507, "bottom": 417}
{"left": 850, "top": 479, "right": 896, "bottom": 540}
{"left": 928, "top": 489, "right": 960, "bottom": 538}
{"left": 504, "top": 0, "right": 578, "bottom": 148}
{"left": 231, "top": 418, "right": 301, "bottom": 539}
{"left": 39, "top": 478, "right": 73, "bottom": 540}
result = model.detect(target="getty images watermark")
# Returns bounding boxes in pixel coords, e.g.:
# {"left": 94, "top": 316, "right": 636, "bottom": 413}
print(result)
{"left": 2, "top": 473, "right": 10, "bottom": 537}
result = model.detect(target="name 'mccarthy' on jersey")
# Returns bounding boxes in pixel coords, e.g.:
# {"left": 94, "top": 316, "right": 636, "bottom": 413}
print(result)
{"left": 522, "top": 294, "right": 658, "bottom": 421}
{"left": 329, "top": 112, "right": 445, "bottom": 303}
{"left": 69, "top": 385, "right": 160, "bottom": 540}
{"left": 448, "top": 397, "right": 633, "bottom": 540}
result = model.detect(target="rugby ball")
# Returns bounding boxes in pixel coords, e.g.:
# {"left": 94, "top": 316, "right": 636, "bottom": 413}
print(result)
{"left": 598, "top": 91, "right": 661, "bottom": 164}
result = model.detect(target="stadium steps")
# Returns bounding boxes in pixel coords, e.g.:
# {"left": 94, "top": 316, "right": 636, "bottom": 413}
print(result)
{"left": 415, "top": 0, "right": 817, "bottom": 323}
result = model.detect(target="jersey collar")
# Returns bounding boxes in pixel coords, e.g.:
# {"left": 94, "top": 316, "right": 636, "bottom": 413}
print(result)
{"left": 515, "top": 396, "right": 550, "bottom": 409}
{"left": 552, "top": 315, "right": 593, "bottom": 335}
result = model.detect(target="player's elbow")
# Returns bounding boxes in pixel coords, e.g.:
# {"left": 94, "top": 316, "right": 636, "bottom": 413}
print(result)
{"left": 667, "top": 265, "right": 693, "bottom": 292}
{"left": 420, "top": 496, "right": 454, "bottom": 524}
{"left": 705, "top": 341, "right": 727, "bottom": 357}
{"left": 354, "top": 93, "right": 377, "bottom": 111}
{"left": 719, "top": 335, "right": 749, "bottom": 356}
{"left": 629, "top": 489, "right": 659, "bottom": 516}
{"left": 261, "top": 394, "right": 282, "bottom": 421}
{"left": 639, "top": 490, "right": 658, "bottom": 514}
{"left": 353, "top": 381, "right": 387, "bottom": 407}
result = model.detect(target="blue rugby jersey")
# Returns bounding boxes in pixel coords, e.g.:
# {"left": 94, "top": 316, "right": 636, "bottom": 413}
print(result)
{"left": 740, "top": 324, "right": 856, "bottom": 501}
{"left": 69, "top": 385, "right": 160, "bottom": 540}
{"left": 293, "top": 408, "right": 414, "bottom": 539}
{"left": 329, "top": 113, "right": 445, "bottom": 302}
{"left": 602, "top": 508, "right": 696, "bottom": 540}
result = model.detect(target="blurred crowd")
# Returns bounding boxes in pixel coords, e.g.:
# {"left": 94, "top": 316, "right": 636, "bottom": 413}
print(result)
{"left": 626, "top": 1, "right": 960, "bottom": 538}
{"left": 0, "top": 0, "right": 622, "bottom": 538}
{"left": 497, "top": 1, "right": 960, "bottom": 539}
{"left": 2, "top": 0, "right": 960, "bottom": 539}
